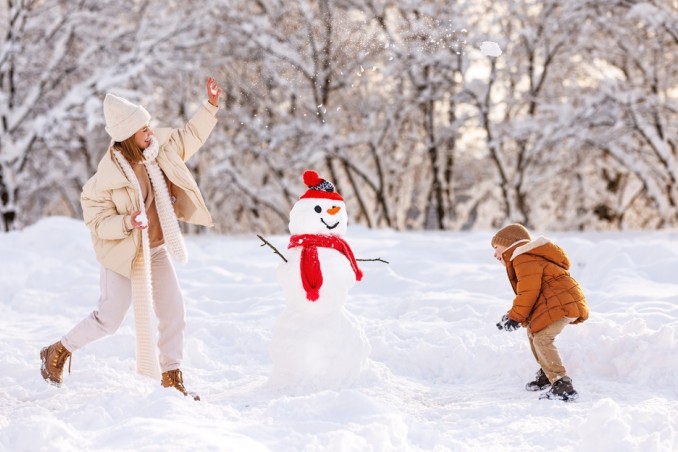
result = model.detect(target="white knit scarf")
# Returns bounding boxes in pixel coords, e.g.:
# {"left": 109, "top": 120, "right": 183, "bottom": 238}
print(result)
{"left": 113, "top": 137, "right": 187, "bottom": 380}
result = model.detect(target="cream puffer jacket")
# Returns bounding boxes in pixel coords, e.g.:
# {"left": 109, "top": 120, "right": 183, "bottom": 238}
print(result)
{"left": 81, "top": 101, "right": 218, "bottom": 278}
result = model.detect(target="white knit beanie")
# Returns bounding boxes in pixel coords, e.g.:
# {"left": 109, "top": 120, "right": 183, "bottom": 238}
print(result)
{"left": 103, "top": 93, "right": 151, "bottom": 142}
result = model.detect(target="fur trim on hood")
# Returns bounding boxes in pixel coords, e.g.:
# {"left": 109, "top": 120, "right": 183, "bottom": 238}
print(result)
{"left": 509, "top": 236, "right": 570, "bottom": 270}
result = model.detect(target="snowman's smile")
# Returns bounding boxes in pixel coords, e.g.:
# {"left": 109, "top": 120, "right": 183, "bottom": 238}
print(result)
{"left": 321, "top": 218, "right": 339, "bottom": 230}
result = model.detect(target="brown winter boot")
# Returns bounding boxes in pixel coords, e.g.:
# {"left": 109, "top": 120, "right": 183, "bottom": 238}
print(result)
{"left": 539, "top": 376, "right": 579, "bottom": 402}
{"left": 161, "top": 369, "right": 200, "bottom": 401}
{"left": 525, "top": 368, "right": 551, "bottom": 391}
{"left": 40, "top": 341, "right": 72, "bottom": 386}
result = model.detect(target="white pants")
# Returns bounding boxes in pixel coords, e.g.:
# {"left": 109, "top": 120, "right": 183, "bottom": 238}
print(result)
{"left": 62, "top": 246, "right": 186, "bottom": 373}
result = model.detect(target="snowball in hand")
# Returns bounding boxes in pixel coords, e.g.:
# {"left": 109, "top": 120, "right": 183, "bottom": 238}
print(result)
{"left": 136, "top": 212, "right": 148, "bottom": 227}
{"left": 480, "top": 41, "right": 502, "bottom": 57}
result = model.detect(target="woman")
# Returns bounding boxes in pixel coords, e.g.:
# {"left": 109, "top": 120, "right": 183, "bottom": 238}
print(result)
{"left": 40, "top": 78, "right": 222, "bottom": 401}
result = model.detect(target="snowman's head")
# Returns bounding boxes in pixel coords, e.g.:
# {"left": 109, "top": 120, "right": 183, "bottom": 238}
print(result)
{"left": 289, "top": 198, "right": 348, "bottom": 236}
{"left": 288, "top": 170, "right": 348, "bottom": 236}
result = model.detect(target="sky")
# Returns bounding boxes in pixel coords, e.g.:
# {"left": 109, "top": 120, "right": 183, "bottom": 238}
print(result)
{"left": 1, "top": 217, "right": 677, "bottom": 451}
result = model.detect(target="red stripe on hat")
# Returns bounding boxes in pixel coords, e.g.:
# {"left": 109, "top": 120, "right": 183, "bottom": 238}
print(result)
{"left": 300, "top": 190, "right": 344, "bottom": 201}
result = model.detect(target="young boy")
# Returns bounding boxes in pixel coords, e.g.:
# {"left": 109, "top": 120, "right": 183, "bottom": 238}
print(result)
{"left": 492, "top": 223, "right": 589, "bottom": 401}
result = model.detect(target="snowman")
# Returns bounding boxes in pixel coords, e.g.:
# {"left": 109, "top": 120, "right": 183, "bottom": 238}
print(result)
{"left": 269, "top": 170, "right": 371, "bottom": 389}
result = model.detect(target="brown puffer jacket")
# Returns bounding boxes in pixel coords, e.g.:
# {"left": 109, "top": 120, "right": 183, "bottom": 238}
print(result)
{"left": 502, "top": 237, "right": 589, "bottom": 333}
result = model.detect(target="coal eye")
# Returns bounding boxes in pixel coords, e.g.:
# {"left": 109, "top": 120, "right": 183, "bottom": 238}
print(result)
{"left": 314, "top": 205, "right": 322, "bottom": 213}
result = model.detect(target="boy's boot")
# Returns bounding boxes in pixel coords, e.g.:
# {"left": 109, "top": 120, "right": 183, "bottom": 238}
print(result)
{"left": 525, "top": 368, "right": 551, "bottom": 391}
{"left": 40, "top": 341, "right": 72, "bottom": 386}
{"left": 539, "top": 376, "right": 578, "bottom": 401}
{"left": 161, "top": 369, "right": 200, "bottom": 401}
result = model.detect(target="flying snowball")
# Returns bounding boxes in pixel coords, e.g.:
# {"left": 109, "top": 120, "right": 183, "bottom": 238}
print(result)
{"left": 480, "top": 41, "right": 502, "bottom": 57}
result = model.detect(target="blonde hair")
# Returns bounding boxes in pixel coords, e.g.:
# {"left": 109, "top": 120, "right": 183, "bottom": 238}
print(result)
{"left": 114, "top": 135, "right": 145, "bottom": 164}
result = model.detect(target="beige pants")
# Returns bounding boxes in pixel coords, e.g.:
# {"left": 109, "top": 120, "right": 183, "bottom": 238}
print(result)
{"left": 527, "top": 317, "right": 575, "bottom": 383}
{"left": 62, "top": 245, "right": 185, "bottom": 373}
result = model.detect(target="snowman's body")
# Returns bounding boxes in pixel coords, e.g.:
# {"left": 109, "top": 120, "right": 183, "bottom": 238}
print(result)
{"left": 276, "top": 246, "right": 355, "bottom": 312}
{"left": 269, "top": 176, "right": 371, "bottom": 389}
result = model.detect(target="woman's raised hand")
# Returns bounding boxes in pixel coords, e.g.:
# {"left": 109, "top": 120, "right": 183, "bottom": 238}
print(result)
{"left": 207, "top": 77, "right": 222, "bottom": 107}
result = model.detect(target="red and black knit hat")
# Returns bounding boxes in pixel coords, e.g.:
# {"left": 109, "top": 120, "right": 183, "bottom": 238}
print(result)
{"left": 300, "top": 170, "right": 344, "bottom": 201}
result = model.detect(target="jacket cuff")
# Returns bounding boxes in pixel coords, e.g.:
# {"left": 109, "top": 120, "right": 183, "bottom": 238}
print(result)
{"left": 123, "top": 215, "right": 133, "bottom": 235}
{"left": 203, "top": 100, "right": 219, "bottom": 116}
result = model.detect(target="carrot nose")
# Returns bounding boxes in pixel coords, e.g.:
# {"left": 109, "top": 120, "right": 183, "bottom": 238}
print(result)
{"left": 327, "top": 206, "right": 341, "bottom": 215}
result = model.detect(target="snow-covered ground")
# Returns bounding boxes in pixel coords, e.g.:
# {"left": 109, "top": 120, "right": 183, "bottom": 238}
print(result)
{"left": 1, "top": 217, "right": 676, "bottom": 451}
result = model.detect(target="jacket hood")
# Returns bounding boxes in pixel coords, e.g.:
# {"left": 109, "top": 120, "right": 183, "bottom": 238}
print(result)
{"left": 509, "top": 236, "right": 570, "bottom": 270}
{"left": 95, "top": 146, "right": 132, "bottom": 191}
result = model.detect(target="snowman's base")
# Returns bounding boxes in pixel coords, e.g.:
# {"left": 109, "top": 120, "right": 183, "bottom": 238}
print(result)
{"left": 269, "top": 307, "right": 371, "bottom": 389}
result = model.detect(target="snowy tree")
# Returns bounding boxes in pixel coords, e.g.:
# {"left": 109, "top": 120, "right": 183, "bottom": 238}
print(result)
{"left": 454, "top": 1, "right": 582, "bottom": 228}
{"left": 367, "top": 2, "right": 470, "bottom": 230}
{"left": 0, "top": 0, "right": 218, "bottom": 231}
{"left": 1, "top": 0, "right": 675, "bottom": 233}
{"left": 198, "top": 0, "right": 394, "bottom": 233}
{"left": 565, "top": 0, "right": 678, "bottom": 229}
{"left": 201, "top": 0, "right": 480, "bottom": 232}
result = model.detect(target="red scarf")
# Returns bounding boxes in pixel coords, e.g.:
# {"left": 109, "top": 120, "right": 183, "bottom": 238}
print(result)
{"left": 288, "top": 234, "right": 363, "bottom": 302}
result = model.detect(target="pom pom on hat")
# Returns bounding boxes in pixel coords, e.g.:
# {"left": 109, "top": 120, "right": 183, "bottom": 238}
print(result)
{"left": 300, "top": 170, "right": 344, "bottom": 201}
{"left": 303, "top": 170, "right": 322, "bottom": 187}
{"left": 103, "top": 93, "right": 151, "bottom": 142}
{"left": 491, "top": 223, "right": 531, "bottom": 248}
